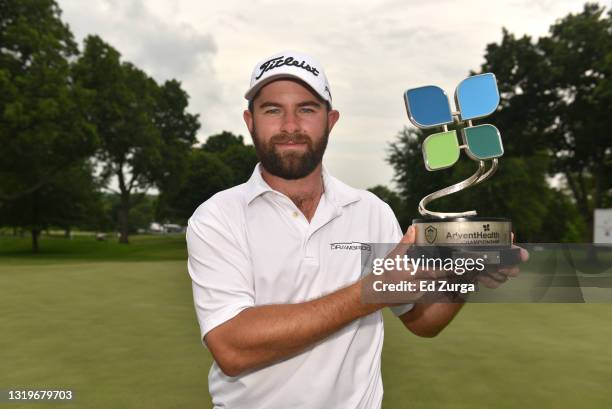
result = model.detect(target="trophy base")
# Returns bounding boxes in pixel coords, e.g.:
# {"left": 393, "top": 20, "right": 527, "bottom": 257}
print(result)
{"left": 413, "top": 217, "right": 512, "bottom": 246}
{"left": 411, "top": 217, "right": 521, "bottom": 266}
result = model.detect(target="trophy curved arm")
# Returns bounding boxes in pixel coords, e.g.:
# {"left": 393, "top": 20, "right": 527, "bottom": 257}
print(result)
{"left": 474, "top": 158, "right": 498, "bottom": 185}
{"left": 418, "top": 160, "right": 487, "bottom": 218}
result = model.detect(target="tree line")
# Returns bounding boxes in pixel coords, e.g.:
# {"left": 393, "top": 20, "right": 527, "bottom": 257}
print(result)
{"left": 1, "top": 1, "right": 610, "bottom": 251}
{"left": 0, "top": 0, "right": 257, "bottom": 251}
{"left": 374, "top": 3, "right": 612, "bottom": 243}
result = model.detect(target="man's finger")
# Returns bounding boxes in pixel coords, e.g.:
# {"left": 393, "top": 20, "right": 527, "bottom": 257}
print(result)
{"left": 485, "top": 270, "right": 509, "bottom": 282}
{"left": 477, "top": 274, "right": 503, "bottom": 289}
{"left": 519, "top": 246, "right": 530, "bottom": 262}
{"left": 400, "top": 225, "right": 416, "bottom": 244}
{"left": 498, "top": 266, "right": 520, "bottom": 277}
{"left": 511, "top": 233, "right": 532, "bottom": 265}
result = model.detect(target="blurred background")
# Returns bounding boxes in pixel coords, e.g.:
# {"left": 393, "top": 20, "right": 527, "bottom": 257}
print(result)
{"left": 1, "top": 1, "right": 611, "bottom": 408}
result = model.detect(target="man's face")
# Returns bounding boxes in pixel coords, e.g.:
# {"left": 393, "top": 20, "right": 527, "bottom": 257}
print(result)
{"left": 243, "top": 79, "right": 339, "bottom": 180}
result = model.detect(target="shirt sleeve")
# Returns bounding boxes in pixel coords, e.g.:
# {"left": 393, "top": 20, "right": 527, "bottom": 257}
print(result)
{"left": 380, "top": 202, "right": 415, "bottom": 317}
{"left": 186, "top": 202, "right": 255, "bottom": 346}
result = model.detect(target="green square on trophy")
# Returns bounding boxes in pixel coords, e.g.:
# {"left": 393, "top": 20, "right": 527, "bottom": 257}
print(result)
{"left": 422, "top": 130, "right": 460, "bottom": 171}
{"left": 462, "top": 124, "right": 504, "bottom": 160}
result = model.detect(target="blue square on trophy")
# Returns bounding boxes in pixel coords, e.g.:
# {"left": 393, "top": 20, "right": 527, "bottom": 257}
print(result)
{"left": 404, "top": 85, "right": 453, "bottom": 128}
{"left": 455, "top": 73, "right": 500, "bottom": 121}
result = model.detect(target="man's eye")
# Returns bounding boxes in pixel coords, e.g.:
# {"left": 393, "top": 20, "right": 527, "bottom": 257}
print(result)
{"left": 299, "top": 107, "right": 315, "bottom": 113}
{"left": 264, "top": 108, "right": 280, "bottom": 114}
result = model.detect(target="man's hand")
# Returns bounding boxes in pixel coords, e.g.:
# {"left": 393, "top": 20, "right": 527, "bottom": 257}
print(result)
{"left": 390, "top": 226, "right": 529, "bottom": 337}
{"left": 475, "top": 232, "right": 529, "bottom": 289}
{"left": 362, "top": 225, "right": 458, "bottom": 305}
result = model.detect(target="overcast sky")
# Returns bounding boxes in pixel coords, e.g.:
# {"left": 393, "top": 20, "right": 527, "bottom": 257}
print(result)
{"left": 57, "top": 0, "right": 590, "bottom": 190}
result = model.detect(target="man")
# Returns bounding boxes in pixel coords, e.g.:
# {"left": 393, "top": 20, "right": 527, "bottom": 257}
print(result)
{"left": 186, "top": 50, "right": 524, "bottom": 408}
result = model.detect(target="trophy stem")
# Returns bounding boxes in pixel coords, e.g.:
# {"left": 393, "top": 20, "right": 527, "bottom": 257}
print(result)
{"left": 474, "top": 158, "right": 498, "bottom": 185}
{"left": 419, "top": 159, "right": 496, "bottom": 218}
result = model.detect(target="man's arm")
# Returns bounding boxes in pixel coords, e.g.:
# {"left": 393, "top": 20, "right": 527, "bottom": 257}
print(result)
{"left": 187, "top": 206, "right": 389, "bottom": 377}
{"left": 386, "top": 225, "right": 465, "bottom": 338}
{"left": 398, "top": 302, "right": 464, "bottom": 338}
{"left": 205, "top": 225, "right": 458, "bottom": 376}
{"left": 207, "top": 283, "right": 464, "bottom": 377}
{"left": 205, "top": 281, "right": 384, "bottom": 377}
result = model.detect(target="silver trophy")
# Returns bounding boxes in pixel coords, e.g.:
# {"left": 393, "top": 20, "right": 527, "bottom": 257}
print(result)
{"left": 404, "top": 73, "right": 520, "bottom": 265}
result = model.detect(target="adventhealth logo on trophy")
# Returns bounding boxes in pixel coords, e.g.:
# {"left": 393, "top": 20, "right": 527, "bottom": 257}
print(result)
{"left": 425, "top": 225, "right": 437, "bottom": 244}
{"left": 445, "top": 230, "right": 500, "bottom": 242}
{"left": 424, "top": 224, "right": 501, "bottom": 245}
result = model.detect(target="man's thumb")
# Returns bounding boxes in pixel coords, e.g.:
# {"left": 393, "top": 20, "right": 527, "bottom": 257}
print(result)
{"left": 400, "top": 225, "right": 416, "bottom": 244}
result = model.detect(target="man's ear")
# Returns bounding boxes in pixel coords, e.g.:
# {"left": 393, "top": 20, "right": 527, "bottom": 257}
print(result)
{"left": 327, "top": 109, "right": 340, "bottom": 132}
{"left": 243, "top": 109, "right": 254, "bottom": 134}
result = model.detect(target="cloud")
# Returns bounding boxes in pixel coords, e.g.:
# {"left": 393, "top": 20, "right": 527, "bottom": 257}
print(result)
{"left": 58, "top": 0, "right": 220, "bottom": 135}
{"left": 62, "top": 0, "right": 216, "bottom": 78}
{"left": 56, "top": 0, "right": 591, "bottom": 191}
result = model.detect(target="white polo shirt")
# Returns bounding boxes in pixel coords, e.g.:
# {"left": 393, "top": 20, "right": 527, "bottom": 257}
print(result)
{"left": 186, "top": 163, "right": 413, "bottom": 409}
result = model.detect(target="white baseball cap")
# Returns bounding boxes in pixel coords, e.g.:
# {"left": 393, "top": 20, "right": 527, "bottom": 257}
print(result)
{"left": 245, "top": 50, "right": 332, "bottom": 107}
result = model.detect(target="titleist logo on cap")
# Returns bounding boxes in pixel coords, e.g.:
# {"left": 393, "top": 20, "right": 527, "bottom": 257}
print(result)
{"left": 255, "top": 56, "right": 320, "bottom": 80}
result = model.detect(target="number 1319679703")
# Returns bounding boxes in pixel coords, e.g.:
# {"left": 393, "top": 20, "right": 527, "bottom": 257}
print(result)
{"left": 3, "top": 389, "right": 74, "bottom": 401}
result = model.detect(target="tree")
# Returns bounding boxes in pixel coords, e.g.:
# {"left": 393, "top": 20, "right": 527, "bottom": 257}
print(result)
{"left": 368, "top": 185, "right": 410, "bottom": 231}
{"left": 0, "top": 0, "right": 98, "bottom": 251}
{"left": 156, "top": 131, "right": 258, "bottom": 223}
{"left": 387, "top": 126, "right": 552, "bottom": 242}
{"left": 202, "top": 131, "right": 258, "bottom": 184}
{"left": 479, "top": 3, "right": 612, "bottom": 241}
{"left": 0, "top": 161, "right": 100, "bottom": 250}
{"left": 74, "top": 35, "right": 199, "bottom": 243}
{"left": 122, "top": 193, "right": 156, "bottom": 234}
{"left": 153, "top": 79, "right": 202, "bottom": 202}
{"left": 157, "top": 131, "right": 257, "bottom": 224}
{"left": 157, "top": 150, "right": 234, "bottom": 224}
{"left": 43, "top": 160, "right": 101, "bottom": 237}
{"left": 76, "top": 190, "right": 116, "bottom": 234}
{"left": 388, "top": 3, "right": 612, "bottom": 243}
{"left": 219, "top": 143, "right": 258, "bottom": 185}
{"left": 202, "top": 131, "right": 245, "bottom": 153}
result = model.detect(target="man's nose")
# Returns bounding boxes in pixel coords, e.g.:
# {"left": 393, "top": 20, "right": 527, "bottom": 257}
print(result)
{"left": 280, "top": 111, "right": 300, "bottom": 134}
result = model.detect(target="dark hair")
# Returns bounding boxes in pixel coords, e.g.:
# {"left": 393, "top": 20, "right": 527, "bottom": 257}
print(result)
{"left": 247, "top": 88, "right": 261, "bottom": 113}
{"left": 247, "top": 78, "right": 331, "bottom": 113}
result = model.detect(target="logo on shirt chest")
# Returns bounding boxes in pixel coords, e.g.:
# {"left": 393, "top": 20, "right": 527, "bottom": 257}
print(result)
{"left": 330, "top": 242, "right": 372, "bottom": 251}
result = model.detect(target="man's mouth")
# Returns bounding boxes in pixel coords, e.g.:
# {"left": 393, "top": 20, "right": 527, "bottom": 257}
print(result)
{"left": 274, "top": 140, "right": 308, "bottom": 148}
{"left": 277, "top": 140, "right": 305, "bottom": 144}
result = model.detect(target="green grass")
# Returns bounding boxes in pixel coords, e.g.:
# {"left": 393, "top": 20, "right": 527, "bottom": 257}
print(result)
{"left": 1, "top": 235, "right": 611, "bottom": 408}
{"left": 0, "top": 234, "right": 187, "bottom": 264}
{"left": 0, "top": 260, "right": 211, "bottom": 409}
{"left": 381, "top": 306, "right": 612, "bottom": 408}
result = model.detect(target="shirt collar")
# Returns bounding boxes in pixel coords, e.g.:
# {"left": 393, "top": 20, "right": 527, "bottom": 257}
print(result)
{"left": 245, "top": 163, "right": 361, "bottom": 208}
{"left": 245, "top": 163, "right": 274, "bottom": 204}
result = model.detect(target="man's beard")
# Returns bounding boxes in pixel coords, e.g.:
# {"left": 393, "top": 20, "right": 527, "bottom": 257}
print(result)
{"left": 251, "top": 124, "right": 329, "bottom": 180}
